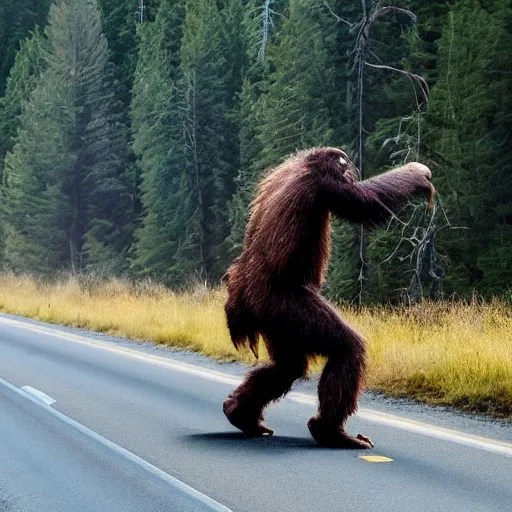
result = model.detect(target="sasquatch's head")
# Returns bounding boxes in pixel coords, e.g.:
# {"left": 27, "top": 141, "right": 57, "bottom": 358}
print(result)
{"left": 304, "top": 147, "right": 359, "bottom": 189}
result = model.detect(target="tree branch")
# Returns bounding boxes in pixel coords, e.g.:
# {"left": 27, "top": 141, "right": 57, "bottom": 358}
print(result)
{"left": 323, "top": 2, "right": 353, "bottom": 27}
{"left": 369, "top": 7, "right": 417, "bottom": 26}
{"left": 364, "top": 61, "right": 429, "bottom": 102}
{"left": 258, "top": 0, "right": 272, "bottom": 61}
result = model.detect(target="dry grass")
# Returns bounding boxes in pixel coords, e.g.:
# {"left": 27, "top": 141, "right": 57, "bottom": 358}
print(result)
{"left": 0, "top": 273, "right": 510, "bottom": 417}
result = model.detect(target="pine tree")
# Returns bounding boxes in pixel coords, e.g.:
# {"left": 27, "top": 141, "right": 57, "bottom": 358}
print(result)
{"left": 179, "top": 0, "right": 242, "bottom": 282}
{"left": 97, "top": 0, "right": 147, "bottom": 232}
{"left": 3, "top": 0, "right": 131, "bottom": 274}
{"left": 227, "top": 0, "right": 335, "bottom": 251}
{"left": 130, "top": 0, "right": 192, "bottom": 283}
{"left": 0, "top": 28, "right": 48, "bottom": 167}
{"left": 254, "top": 0, "right": 333, "bottom": 169}
{"left": 97, "top": 0, "right": 138, "bottom": 103}
{"left": 225, "top": 0, "right": 269, "bottom": 254}
{"left": 0, "top": 28, "right": 49, "bottom": 266}
{"left": 423, "top": 0, "right": 512, "bottom": 296}
{"left": 0, "top": 0, "right": 52, "bottom": 96}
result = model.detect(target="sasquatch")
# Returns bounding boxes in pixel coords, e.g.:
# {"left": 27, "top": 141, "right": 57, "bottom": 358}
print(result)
{"left": 223, "top": 147, "right": 434, "bottom": 448}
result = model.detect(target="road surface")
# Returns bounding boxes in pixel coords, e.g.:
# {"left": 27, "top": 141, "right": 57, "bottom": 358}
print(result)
{"left": 0, "top": 314, "right": 511, "bottom": 512}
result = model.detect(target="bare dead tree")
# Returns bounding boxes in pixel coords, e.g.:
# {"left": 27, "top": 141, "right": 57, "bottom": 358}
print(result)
{"left": 137, "top": 0, "right": 145, "bottom": 24}
{"left": 182, "top": 72, "right": 206, "bottom": 279}
{"left": 258, "top": 0, "right": 283, "bottom": 62}
{"left": 371, "top": 109, "right": 465, "bottom": 302}
{"left": 368, "top": 71, "right": 463, "bottom": 303}
{"left": 326, "top": 1, "right": 428, "bottom": 305}
{"left": 367, "top": 194, "right": 468, "bottom": 303}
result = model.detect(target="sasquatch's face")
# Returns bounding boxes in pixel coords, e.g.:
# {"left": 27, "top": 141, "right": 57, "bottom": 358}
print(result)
{"left": 306, "top": 147, "right": 359, "bottom": 186}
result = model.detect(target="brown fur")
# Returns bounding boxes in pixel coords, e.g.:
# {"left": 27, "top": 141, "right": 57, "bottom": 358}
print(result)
{"left": 224, "top": 147, "right": 434, "bottom": 448}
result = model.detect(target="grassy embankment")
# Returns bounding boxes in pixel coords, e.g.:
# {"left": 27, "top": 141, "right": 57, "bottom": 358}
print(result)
{"left": 0, "top": 273, "right": 510, "bottom": 417}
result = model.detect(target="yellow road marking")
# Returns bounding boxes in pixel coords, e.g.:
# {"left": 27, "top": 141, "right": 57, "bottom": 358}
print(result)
{"left": 359, "top": 455, "right": 394, "bottom": 463}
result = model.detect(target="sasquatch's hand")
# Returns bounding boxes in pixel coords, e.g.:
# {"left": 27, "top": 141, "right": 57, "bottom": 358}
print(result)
{"left": 403, "top": 162, "right": 431, "bottom": 179}
{"left": 401, "top": 162, "right": 435, "bottom": 210}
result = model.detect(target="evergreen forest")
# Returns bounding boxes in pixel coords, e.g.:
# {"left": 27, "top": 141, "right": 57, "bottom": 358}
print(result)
{"left": 0, "top": 0, "right": 510, "bottom": 303}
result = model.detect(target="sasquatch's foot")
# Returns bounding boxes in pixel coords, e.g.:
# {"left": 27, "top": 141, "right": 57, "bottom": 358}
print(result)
{"left": 307, "top": 416, "right": 374, "bottom": 449}
{"left": 223, "top": 397, "right": 274, "bottom": 437}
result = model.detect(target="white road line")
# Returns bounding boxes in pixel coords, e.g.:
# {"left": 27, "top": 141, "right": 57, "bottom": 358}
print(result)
{"left": 1, "top": 315, "right": 511, "bottom": 459}
{"left": 0, "top": 316, "right": 240, "bottom": 386}
{"left": 356, "top": 409, "right": 512, "bottom": 458}
{"left": 20, "top": 385, "right": 56, "bottom": 406}
{"left": 0, "top": 376, "right": 232, "bottom": 512}
{"left": 287, "top": 392, "right": 512, "bottom": 458}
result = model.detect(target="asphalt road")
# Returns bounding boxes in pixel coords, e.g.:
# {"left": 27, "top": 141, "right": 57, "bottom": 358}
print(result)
{"left": 0, "top": 314, "right": 511, "bottom": 512}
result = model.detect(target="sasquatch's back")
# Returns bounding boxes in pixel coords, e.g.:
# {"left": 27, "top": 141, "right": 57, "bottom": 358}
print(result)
{"left": 229, "top": 152, "right": 332, "bottom": 302}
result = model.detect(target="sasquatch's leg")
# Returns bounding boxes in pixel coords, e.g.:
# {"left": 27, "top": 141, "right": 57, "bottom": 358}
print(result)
{"left": 306, "top": 309, "right": 373, "bottom": 449}
{"left": 307, "top": 347, "right": 373, "bottom": 449}
{"left": 223, "top": 357, "right": 308, "bottom": 436}
{"left": 273, "top": 288, "right": 373, "bottom": 448}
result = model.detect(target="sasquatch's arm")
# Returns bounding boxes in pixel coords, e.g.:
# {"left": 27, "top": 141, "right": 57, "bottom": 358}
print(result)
{"left": 329, "top": 162, "right": 434, "bottom": 227}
